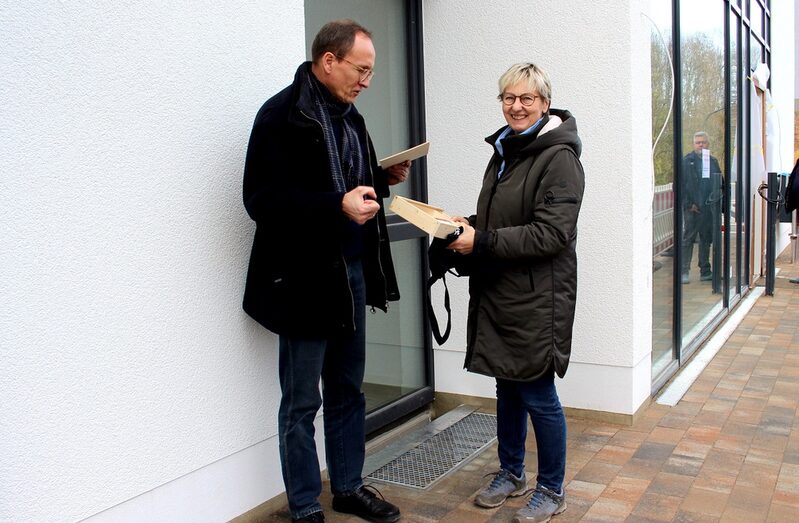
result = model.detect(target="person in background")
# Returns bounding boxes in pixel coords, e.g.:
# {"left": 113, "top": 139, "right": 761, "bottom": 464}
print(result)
{"left": 448, "top": 62, "right": 585, "bottom": 523}
{"left": 242, "top": 19, "right": 409, "bottom": 523}
{"left": 681, "top": 131, "right": 722, "bottom": 284}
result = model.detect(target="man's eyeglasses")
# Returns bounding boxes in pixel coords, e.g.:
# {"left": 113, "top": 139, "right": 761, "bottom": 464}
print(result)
{"left": 336, "top": 56, "right": 375, "bottom": 82}
{"left": 499, "top": 93, "right": 540, "bottom": 107}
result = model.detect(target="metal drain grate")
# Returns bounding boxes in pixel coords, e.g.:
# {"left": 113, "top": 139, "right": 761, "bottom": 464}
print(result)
{"left": 366, "top": 412, "right": 496, "bottom": 489}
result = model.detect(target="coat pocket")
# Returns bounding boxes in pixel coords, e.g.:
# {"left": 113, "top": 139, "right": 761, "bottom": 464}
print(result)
{"left": 544, "top": 190, "right": 579, "bottom": 205}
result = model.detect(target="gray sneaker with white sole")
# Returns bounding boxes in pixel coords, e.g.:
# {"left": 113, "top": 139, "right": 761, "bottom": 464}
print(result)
{"left": 474, "top": 469, "right": 528, "bottom": 508}
{"left": 512, "top": 485, "right": 566, "bottom": 523}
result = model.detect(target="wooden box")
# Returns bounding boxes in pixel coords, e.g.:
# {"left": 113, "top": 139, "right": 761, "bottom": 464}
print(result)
{"left": 389, "top": 195, "right": 460, "bottom": 239}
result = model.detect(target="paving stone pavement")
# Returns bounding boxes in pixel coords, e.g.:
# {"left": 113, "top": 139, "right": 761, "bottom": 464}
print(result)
{"left": 256, "top": 255, "right": 799, "bottom": 522}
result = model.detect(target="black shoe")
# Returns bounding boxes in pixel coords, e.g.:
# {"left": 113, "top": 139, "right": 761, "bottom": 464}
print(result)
{"left": 700, "top": 272, "right": 712, "bottom": 281}
{"left": 292, "top": 511, "right": 324, "bottom": 523}
{"left": 332, "top": 485, "right": 400, "bottom": 523}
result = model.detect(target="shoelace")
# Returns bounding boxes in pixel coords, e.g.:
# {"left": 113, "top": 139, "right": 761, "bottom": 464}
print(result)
{"left": 360, "top": 483, "right": 386, "bottom": 500}
{"left": 483, "top": 470, "right": 532, "bottom": 495}
{"left": 528, "top": 487, "right": 560, "bottom": 508}
{"left": 483, "top": 470, "right": 510, "bottom": 491}
{"left": 529, "top": 489, "right": 546, "bottom": 508}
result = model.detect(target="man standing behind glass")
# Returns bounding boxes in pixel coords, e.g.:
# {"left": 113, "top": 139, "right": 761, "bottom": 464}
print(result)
{"left": 242, "top": 19, "right": 408, "bottom": 523}
{"left": 681, "top": 131, "right": 722, "bottom": 284}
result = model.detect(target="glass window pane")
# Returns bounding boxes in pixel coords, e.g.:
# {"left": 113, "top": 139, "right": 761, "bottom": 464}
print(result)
{"left": 741, "top": 26, "right": 750, "bottom": 287}
{"left": 304, "top": 1, "right": 414, "bottom": 200}
{"left": 364, "top": 238, "right": 427, "bottom": 411}
{"left": 729, "top": 13, "right": 741, "bottom": 299}
{"left": 304, "top": 2, "right": 428, "bottom": 417}
{"left": 679, "top": 0, "right": 726, "bottom": 347}
{"left": 750, "top": 35, "right": 763, "bottom": 67}
{"left": 751, "top": 2, "right": 763, "bottom": 38}
{"left": 650, "top": 0, "right": 676, "bottom": 379}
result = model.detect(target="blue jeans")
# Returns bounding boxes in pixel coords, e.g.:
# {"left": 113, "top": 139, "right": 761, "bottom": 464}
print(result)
{"left": 682, "top": 210, "right": 712, "bottom": 275}
{"left": 277, "top": 259, "right": 366, "bottom": 518}
{"left": 496, "top": 373, "right": 567, "bottom": 492}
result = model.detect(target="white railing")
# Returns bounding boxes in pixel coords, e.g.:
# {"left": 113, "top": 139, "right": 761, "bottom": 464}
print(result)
{"left": 653, "top": 182, "right": 674, "bottom": 255}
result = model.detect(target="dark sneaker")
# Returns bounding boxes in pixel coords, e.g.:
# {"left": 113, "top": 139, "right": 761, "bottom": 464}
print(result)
{"left": 700, "top": 272, "right": 712, "bottom": 281}
{"left": 512, "top": 485, "right": 566, "bottom": 523}
{"left": 332, "top": 485, "right": 400, "bottom": 523}
{"left": 474, "top": 469, "right": 528, "bottom": 508}
{"left": 292, "top": 511, "right": 324, "bottom": 522}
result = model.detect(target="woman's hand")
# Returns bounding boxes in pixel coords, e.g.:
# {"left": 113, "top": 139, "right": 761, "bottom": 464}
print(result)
{"left": 448, "top": 222, "right": 475, "bottom": 255}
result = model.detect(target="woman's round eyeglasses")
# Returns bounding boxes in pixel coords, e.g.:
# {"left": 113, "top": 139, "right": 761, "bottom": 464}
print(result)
{"left": 499, "top": 93, "right": 539, "bottom": 107}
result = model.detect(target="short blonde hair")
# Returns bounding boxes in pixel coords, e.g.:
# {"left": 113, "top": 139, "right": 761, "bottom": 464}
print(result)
{"left": 498, "top": 63, "right": 552, "bottom": 103}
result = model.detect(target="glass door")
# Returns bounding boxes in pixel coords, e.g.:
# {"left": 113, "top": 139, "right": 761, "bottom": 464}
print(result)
{"left": 650, "top": 0, "right": 677, "bottom": 380}
{"left": 678, "top": 0, "right": 727, "bottom": 351}
{"left": 304, "top": 0, "right": 432, "bottom": 433}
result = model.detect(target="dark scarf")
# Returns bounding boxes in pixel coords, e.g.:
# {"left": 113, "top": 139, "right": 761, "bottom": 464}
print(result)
{"left": 304, "top": 70, "right": 366, "bottom": 192}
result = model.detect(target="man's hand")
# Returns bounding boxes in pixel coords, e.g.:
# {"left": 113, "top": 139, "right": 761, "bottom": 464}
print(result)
{"left": 342, "top": 186, "right": 380, "bottom": 224}
{"left": 688, "top": 204, "right": 700, "bottom": 214}
{"left": 386, "top": 160, "right": 411, "bottom": 185}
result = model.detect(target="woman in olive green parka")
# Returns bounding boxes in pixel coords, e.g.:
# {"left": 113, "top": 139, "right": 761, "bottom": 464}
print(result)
{"left": 448, "top": 62, "right": 584, "bottom": 523}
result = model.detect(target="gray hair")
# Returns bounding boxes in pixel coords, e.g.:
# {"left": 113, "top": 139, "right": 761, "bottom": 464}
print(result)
{"left": 498, "top": 63, "right": 552, "bottom": 103}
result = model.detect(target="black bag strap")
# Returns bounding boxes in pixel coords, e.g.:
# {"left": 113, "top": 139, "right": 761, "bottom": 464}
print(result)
{"left": 427, "top": 272, "right": 451, "bottom": 345}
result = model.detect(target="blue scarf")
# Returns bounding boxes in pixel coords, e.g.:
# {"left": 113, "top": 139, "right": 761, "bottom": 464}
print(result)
{"left": 305, "top": 71, "right": 366, "bottom": 192}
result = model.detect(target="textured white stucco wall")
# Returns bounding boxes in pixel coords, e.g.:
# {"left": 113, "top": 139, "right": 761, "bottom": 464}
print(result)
{"left": 425, "top": 0, "right": 653, "bottom": 414}
{"left": 1, "top": 2, "right": 303, "bottom": 521}
{"left": 772, "top": 0, "right": 796, "bottom": 257}
{"left": 771, "top": 1, "right": 796, "bottom": 175}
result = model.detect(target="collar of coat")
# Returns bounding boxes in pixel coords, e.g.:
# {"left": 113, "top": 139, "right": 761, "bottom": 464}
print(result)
{"left": 486, "top": 110, "right": 574, "bottom": 160}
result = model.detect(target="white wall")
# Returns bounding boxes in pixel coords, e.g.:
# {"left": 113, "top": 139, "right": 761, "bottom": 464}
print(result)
{"left": 425, "top": 0, "right": 653, "bottom": 415}
{"left": 771, "top": 0, "right": 796, "bottom": 173}
{"left": 1, "top": 2, "right": 303, "bottom": 521}
{"left": 770, "top": 1, "right": 796, "bottom": 256}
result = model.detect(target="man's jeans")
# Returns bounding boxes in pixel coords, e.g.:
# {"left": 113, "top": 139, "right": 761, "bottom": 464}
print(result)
{"left": 682, "top": 210, "right": 712, "bottom": 275}
{"left": 278, "top": 259, "right": 366, "bottom": 518}
{"left": 495, "top": 373, "right": 567, "bottom": 492}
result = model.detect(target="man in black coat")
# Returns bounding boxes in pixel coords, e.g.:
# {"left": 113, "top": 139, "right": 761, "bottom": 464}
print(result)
{"left": 242, "top": 19, "right": 408, "bottom": 523}
{"left": 681, "top": 131, "right": 722, "bottom": 284}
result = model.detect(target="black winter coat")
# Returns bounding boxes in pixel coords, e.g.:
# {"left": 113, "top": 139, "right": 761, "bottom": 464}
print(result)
{"left": 682, "top": 150, "right": 722, "bottom": 211}
{"left": 242, "top": 63, "right": 399, "bottom": 337}
{"left": 464, "top": 110, "right": 585, "bottom": 381}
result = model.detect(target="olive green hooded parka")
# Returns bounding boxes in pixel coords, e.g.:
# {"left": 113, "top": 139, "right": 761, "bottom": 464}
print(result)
{"left": 464, "top": 109, "right": 585, "bottom": 381}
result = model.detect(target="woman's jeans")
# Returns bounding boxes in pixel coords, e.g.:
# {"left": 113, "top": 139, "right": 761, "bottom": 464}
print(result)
{"left": 277, "top": 260, "right": 366, "bottom": 518}
{"left": 496, "top": 373, "right": 567, "bottom": 492}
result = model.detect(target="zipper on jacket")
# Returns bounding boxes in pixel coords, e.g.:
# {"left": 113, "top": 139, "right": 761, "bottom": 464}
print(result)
{"left": 544, "top": 191, "right": 579, "bottom": 205}
{"left": 483, "top": 172, "right": 502, "bottom": 229}
{"left": 467, "top": 164, "right": 502, "bottom": 364}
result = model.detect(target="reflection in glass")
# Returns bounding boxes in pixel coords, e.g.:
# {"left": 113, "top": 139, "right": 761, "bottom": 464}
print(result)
{"left": 729, "top": 13, "right": 740, "bottom": 298}
{"left": 679, "top": 0, "right": 726, "bottom": 347}
{"left": 650, "top": 0, "right": 676, "bottom": 379}
{"left": 750, "top": 2, "right": 763, "bottom": 38}
{"left": 304, "top": 0, "right": 413, "bottom": 200}
{"left": 364, "top": 239, "right": 426, "bottom": 412}
{"left": 741, "top": 23, "right": 750, "bottom": 286}
{"left": 750, "top": 37, "right": 763, "bottom": 69}
{"left": 304, "top": 1, "right": 426, "bottom": 415}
